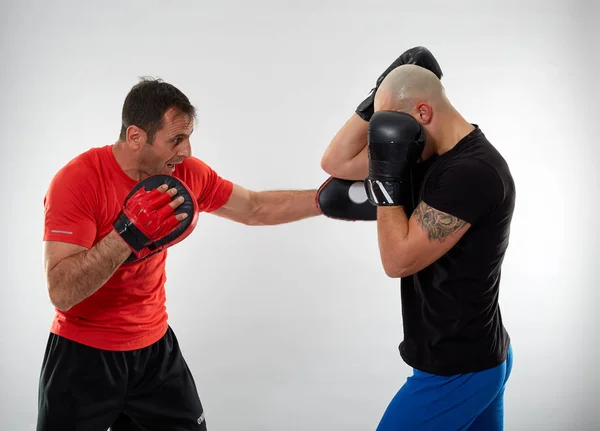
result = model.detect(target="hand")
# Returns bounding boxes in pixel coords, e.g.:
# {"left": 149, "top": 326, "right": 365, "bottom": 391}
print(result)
{"left": 364, "top": 111, "right": 425, "bottom": 206}
{"left": 113, "top": 175, "right": 199, "bottom": 263}
{"left": 128, "top": 184, "right": 189, "bottom": 227}
{"left": 355, "top": 46, "right": 443, "bottom": 121}
{"left": 114, "top": 184, "right": 186, "bottom": 253}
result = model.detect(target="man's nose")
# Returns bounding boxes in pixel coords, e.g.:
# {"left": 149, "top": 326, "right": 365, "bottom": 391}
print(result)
{"left": 179, "top": 141, "right": 192, "bottom": 159}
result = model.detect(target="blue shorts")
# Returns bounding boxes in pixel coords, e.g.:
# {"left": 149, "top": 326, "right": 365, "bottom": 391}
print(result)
{"left": 376, "top": 345, "right": 513, "bottom": 431}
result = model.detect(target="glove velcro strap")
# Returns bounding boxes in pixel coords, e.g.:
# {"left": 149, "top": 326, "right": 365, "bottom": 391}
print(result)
{"left": 355, "top": 87, "right": 376, "bottom": 121}
{"left": 113, "top": 211, "right": 151, "bottom": 253}
{"left": 364, "top": 178, "right": 409, "bottom": 206}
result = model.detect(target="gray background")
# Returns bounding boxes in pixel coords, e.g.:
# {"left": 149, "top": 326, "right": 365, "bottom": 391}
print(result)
{"left": 1, "top": 0, "right": 599, "bottom": 429}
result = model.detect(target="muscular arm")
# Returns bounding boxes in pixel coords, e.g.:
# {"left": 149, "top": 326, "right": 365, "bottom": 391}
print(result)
{"left": 320, "top": 113, "right": 369, "bottom": 181}
{"left": 211, "top": 184, "right": 321, "bottom": 226}
{"left": 44, "top": 230, "right": 132, "bottom": 311}
{"left": 376, "top": 201, "right": 470, "bottom": 278}
{"left": 320, "top": 47, "right": 444, "bottom": 181}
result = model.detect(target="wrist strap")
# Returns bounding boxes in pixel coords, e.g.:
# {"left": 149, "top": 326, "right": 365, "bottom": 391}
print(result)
{"left": 355, "top": 88, "right": 376, "bottom": 121}
{"left": 364, "top": 178, "right": 410, "bottom": 206}
{"left": 113, "top": 212, "right": 151, "bottom": 252}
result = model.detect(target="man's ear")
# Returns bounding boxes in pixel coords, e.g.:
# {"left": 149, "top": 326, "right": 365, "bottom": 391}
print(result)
{"left": 415, "top": 102, "right": 433, "bottom": 124}
{"left": 125, "top": 125, "right": 146, "bottom": 150}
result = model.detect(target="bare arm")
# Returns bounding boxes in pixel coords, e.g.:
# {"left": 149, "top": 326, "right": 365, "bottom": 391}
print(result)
{"left": 44, "top": 230, "right": 132, "bottom": 311}
{"left": 320, "top": 113, "right": 369, "bottom": 181}
{"left": 376, "top": 202, "right": 470, "bottom": 278}
{"left": 211, "top": 184, "right": 321, "bottom": 226}
{"left": 321, "top": 47, "right": 444, "bottom": 181}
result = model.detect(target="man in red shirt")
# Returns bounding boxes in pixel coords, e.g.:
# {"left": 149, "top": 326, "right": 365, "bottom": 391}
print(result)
{"left": 38, "top": 78, "right": 322, "bottom": 431}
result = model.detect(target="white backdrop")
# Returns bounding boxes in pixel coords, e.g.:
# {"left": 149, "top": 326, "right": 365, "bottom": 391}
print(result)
{"left": 1, "top": 0, "right": 598, "bottom": 430}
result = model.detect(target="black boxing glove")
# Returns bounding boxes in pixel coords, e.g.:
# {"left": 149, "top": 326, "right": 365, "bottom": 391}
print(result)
{"left": 356, "top": 46, "right": 443, "bottom": 121}
{"left": 364, "top": 111, "right": 425, "bottom": 206}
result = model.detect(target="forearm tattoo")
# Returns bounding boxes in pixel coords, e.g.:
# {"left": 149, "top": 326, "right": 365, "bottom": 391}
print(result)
{"left": 413, "top": 201, "right": 467, "bottom": 242}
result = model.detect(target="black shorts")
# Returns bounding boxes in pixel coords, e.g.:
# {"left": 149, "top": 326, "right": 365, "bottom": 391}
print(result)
{"left": 36, "top": 326, "right": 206, "bottom": 431}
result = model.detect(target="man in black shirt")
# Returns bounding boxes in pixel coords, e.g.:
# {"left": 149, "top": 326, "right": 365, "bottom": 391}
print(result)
{"left": 368, "top": 64, "right": 515, "bottom": 430}
{"left": 321, "top": 59, "right": 515, "bottom": 430}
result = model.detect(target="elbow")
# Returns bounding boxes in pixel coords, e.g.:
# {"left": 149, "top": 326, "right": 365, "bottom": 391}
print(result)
{"left": 320, "top": 149, "right": 367, "bottom": 181}
{"left": 47, "top": 284, "right": 72, "bottom": 312}
{"left": 242, "top": 192, "right": 267, "bottom": 226}
{"left": 320, "top": 153, "right": 338, "bottom": 177}
{"left": 241, "top": 217, "right": 264, "bottom": 226}
{"left": 50, "top": 297, "right": 72, "bottom": 313}
{"left": 382, "top": 263, "right": 404, "bottom": 279}
{"left": 320, "top": 135, "right": 348, "bottom": 178}
{"left": 320, "top": 158, "right": 357, "bottom": 181}
{"left": 381, "top": 255, "right": 414, "bottom": 279}
{"left": 383, "top": 266, "right": 412, "bottom": 279}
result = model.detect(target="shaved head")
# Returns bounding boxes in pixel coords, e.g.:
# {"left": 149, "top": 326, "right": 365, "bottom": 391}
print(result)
{"left": 372, "top": 63, "right": 473, "bottom": 160}
{"left": 374, "top": 64, "right": 448, "bottom": 114}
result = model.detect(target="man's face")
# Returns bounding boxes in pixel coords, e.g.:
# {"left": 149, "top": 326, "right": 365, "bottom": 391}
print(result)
{"left": 139, "top": 107, "right": 194, "bottom": 175}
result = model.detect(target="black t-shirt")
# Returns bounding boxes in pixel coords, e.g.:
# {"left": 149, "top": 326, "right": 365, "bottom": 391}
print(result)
{"left": 399, "top": 125, "right": 515, "bottom": 376}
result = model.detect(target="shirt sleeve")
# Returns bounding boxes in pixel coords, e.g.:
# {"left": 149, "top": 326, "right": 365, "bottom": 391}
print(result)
{"left": 178, "top": 157, "right": 234, "bottom": 213}
{"left": 43, "top": 161, "right": 98, "bottom": 248}
{"left": 421, "top": 158, "right": 503, "bottom": 225}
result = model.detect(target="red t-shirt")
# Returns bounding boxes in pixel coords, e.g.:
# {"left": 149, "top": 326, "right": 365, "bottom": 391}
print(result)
{"left": 43, "top": 145, "right": 233, "bottom": 351}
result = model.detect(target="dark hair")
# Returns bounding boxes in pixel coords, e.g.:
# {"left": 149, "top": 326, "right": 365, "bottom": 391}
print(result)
{"left": 119, "top": 77, "right": 196, "bottom": 144}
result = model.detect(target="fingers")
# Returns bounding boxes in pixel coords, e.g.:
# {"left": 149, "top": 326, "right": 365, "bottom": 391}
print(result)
{"left": 148, "top": 185, "right": 175, "bottom": 209}
{"left": 169, "top": 194, "right": 185, "bottom": 211}
{"left": 146, "top": 184, "right": 182, "bottom": 209}
{"left": 160, "top": 185, "right": 186, "bottom": 212}
{"left": 155, "top": 213, "right": 182, "bottom": 237}
{"left": 168, "top": 194, "right": 188, "bottom": 221}
{"left": 137, "top": 184, "right": 189, "bottom": 224}
{"left": 153, "top": 184, "right": 189, "bottom": 221}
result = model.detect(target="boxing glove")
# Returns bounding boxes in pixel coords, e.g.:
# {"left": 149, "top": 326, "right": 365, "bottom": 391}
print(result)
{"left": 364, "top": 111, "right": 425, "bottom": 206}
{"left": 356, "top": 46, "right": 443, "bottom": 121}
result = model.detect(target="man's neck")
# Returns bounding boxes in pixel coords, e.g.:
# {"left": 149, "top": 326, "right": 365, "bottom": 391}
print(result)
{"left": 434, "top": 111, "right": 475, "bottom": 156}
{"left": 112, "top": 142, "right": 145, "bottom": 181}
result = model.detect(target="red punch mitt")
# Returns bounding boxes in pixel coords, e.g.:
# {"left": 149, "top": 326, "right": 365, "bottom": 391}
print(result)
{"left": 113, "top": 174, "right": 199, "bottom": 264}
